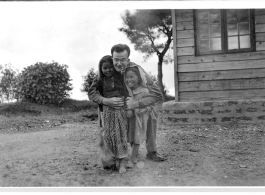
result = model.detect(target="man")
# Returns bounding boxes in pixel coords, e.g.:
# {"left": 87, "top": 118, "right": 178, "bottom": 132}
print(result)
{"left": 89, "top": 44, "right": 164, "bottom": 162}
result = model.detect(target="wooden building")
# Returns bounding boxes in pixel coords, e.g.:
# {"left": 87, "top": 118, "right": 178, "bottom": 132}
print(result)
{"left": 171, "top": 9, "right": 265, "bottom": 102}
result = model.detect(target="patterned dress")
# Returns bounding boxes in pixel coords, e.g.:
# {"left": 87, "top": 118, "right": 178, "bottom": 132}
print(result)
{"left": 98, "top": 75, "right": 128, "bottom": 168}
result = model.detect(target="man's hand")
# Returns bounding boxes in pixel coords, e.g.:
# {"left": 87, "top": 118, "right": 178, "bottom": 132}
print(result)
{"left": 102, "top": 97, "right": 124, "bottom": 109}
{"left": 126, "top": 97, "right": 139, "bottom": 110}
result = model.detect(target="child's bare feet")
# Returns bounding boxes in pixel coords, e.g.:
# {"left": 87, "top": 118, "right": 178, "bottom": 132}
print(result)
{"left": 126, "top": 161, "right": 134, "bottom": 168}
{"left": 119, "top": 166, "right": 126, "bottom": 174}
{"left": 130, "top": 144, "right": 140, "bottom": 164}
{"left": 118, "top": 158, "right": 127, "bottom": 173}
{"left": 131, "top": 157, "right": 138, "bottom": 164}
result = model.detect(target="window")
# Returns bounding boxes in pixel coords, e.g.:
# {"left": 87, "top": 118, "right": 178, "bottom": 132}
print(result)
{"left": 195, "top": 9, "right": 255, "bottom": 56}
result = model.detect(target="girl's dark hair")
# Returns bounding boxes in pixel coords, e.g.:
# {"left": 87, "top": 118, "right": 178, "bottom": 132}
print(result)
{"left": 98, "top": 55, "right": 118, "bottom": 79}
{"left": 96, "top": 56, "right": 126, "bottom": 112}
{"left": 125, "top": 66, "right": 142, "bottom": 85}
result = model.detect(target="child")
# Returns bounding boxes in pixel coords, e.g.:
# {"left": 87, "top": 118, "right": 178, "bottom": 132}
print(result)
{"left": 93, "top": 55, "right": 129, "bottom": 173}
{"left": 125, "top": 66, "right": 158, "bottom": 165}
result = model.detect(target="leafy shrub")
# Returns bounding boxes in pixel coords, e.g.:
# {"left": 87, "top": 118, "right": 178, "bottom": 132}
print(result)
{"left": 0, "top": 64, "right": 18, "bottom": 103}
{"left": 18, "top": 61, "right": 73, "bottom": 104}
{"left": 81, "top": 68, "right": 97, "bottom": 94}
{"left": 13, "top": 72, "right": 23, "bottom": 102}
{"left": 148, "top": 71, "right": 169, "bottom": 96}
{"left": 165, "top": 94, "right": 175, "bottom": 101}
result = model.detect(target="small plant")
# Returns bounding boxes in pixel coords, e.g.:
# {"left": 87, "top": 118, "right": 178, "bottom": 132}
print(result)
{"left": 148, "top": 71, "right": 170, "bottom": 101}
{"left": 0, "top": 64, "right": 18, "bottom": 103}
{"left": 18, "top": 61, "right": 73, "bottom": 104}
{"left": 81, "top": 68, "right": 97, "bottom": 94}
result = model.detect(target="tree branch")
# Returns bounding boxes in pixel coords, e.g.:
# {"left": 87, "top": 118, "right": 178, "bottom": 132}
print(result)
{"left": 143, "top": 30, "right": 155, "bottom": 43}
{"left": 161, "top": 35, "right": 172, "bottom": 57}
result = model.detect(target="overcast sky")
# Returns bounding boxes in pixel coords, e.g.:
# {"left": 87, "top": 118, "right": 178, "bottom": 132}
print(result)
{"left": 0, "top": 1, "right": 261, "bottom": 100}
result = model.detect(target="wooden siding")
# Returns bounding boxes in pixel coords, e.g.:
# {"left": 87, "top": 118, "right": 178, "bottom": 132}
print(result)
{"left": 178, "top": 59, "right": 265, "bottom": 72}
{"left": 180, "top": 89, "right": 265, "bottom": 102}
{"left": 180, "top": 78, "right": 265, "bottom": 92}
{"left": 174, "top": 9, "right": 265, "bottom": 102}
{"left": 179, "top": 68, "right": 265, "bottom": 81}
{"left": 256, "top": 33, "right": 265, "bottom": 42}
{"left": 178, "top": 51, "right": 265, "bottom": 64}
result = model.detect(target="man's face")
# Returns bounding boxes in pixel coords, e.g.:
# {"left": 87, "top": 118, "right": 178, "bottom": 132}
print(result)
{"left": 112, "top": 50, "right": 130, "bottom": 72}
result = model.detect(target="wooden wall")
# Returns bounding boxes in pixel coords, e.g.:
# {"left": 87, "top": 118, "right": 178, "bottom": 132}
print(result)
{"left": 174, "top": 9, "right": 265, "bottom": 102}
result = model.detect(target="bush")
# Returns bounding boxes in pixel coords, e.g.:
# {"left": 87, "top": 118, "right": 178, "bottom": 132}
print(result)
{"left": 0, "top": 64, "right": 18, "bottom": 103}
{"left": 148, "top": 71, "right": 169, "bottom": 98}
{"left": 13, "top": 72, "right": 23, "bottom": 102}
{"left": 165, "top": 94, "right": 175, "bottom": 101}
{"left": 81, "top": 68, "right": 97, "bottom": 94}
{"left": 18, "top": 61, "right": 73, "bottom": 104}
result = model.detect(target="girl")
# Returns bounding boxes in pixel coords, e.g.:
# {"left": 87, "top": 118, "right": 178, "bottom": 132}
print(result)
{"left": 125, "top": 66, "right": 158, "bottom": 165}
{"left": 93, "top": 55, "right": 128, "bottom": 173}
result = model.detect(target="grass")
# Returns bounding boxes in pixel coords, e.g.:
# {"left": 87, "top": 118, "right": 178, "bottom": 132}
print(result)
{"left": 0, "top": 98, "right": 98, "bottom": 117}
{"left": 0, "top": 96, "right": 173, "bottom": 117}
{"left": 59, "top": 98, "right": 97, "bottom": 109}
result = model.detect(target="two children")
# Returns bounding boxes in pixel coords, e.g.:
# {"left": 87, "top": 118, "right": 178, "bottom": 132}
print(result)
{"left": 94, "top": 55, "right": 159, "bottom": 173}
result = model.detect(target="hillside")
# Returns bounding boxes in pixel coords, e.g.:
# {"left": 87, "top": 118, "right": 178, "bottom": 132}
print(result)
{"left": 0, "top": 99, "right": 98, "bottom": 134}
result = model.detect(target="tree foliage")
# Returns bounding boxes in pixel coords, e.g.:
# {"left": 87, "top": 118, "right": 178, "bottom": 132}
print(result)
{"left": 81, "top": 68, "right": 97, "bottom": 95}
{"left": 0, "top": 64, "right": 18, "bottom": 103}
{"left": 119, "top": 9, "right": 173, "bottom": 101}
{"left": 18, "top": 61, "right": 73, "bottom": 104}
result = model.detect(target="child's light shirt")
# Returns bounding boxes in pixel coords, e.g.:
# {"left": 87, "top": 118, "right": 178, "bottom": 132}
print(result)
{"left": 130, "top": 85, "right": 158, "bottom": 144}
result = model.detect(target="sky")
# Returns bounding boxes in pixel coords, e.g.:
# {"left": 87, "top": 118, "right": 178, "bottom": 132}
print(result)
{"left": 0, "top": 2, "right": 176, "bottom": 101}
{"left": 0, "top": 1, "right": 261, "bottom": 101}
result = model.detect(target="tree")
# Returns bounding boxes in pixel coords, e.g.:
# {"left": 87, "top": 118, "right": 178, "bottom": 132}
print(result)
{"left": 119, "top": 9, "right": 173, "bottom": 101}
{"left": 0, "top": 64, "right": 2, "bottom": 103}
{"left": 19, "top": 61, "right": 72, "bottom": 104}
{"left": 81, "top": 68, "right": 97, "bottom": 95}
{"left": 0, "top": 64, "right": 18, "bottom": 103}
{"left": 13, "top": 72, "right": 23, "bottom": 102}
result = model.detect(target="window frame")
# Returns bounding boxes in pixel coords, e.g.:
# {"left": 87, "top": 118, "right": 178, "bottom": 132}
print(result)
{"left": 194, "top": 9, "right": 256, "bottom": 56}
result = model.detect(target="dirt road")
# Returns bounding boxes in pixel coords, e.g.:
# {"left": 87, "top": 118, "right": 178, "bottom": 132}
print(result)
{"left": 1, "top": 108, "right": 265, "bottom": 186}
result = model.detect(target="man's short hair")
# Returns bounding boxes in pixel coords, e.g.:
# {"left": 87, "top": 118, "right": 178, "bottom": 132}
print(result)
{"left": 111, "top": 44, "right": 130, "bottom": 57}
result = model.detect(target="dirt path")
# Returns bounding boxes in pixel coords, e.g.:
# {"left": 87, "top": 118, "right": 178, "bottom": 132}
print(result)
{"left": 1, "top": 111, "right": 265, "bottom": 186}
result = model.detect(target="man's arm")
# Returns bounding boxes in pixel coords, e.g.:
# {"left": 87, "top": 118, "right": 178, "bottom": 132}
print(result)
{"left": 139, "top": 80, "right": 162, "bottom": 106}
{"left": 126, "top": 82, "right": 162, "bottom": 109}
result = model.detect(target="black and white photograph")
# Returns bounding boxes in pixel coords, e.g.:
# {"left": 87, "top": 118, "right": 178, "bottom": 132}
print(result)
{"left": 0, "top": 0, "right": 265, "bottom": 193}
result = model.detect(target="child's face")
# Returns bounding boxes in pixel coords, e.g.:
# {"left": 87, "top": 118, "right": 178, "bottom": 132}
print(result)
{"left": 101, "top": 62, "right": 114, "bottom": 77}
{"left": 125, "top": 70, "right": 139, "bottom": 89}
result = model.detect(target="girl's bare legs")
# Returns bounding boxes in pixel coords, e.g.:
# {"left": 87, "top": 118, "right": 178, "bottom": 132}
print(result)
{"left": 127, "top": 143, "right": 140, "bottom": 168}
{"left": 131, "top": 144, "right": 140, "bottom": 163}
